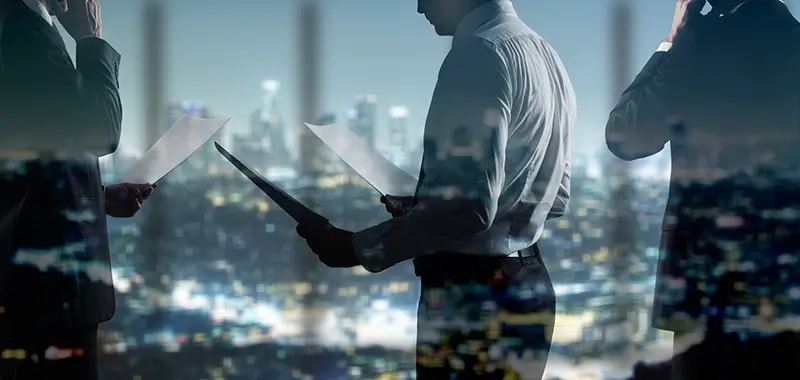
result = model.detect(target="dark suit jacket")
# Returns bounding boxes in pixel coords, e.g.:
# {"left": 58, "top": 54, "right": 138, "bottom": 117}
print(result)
{"left": 0, "top": 0, "right": 122, "bottom": 329}
{"left": 605, "top": 0, "right": 800, "bottom": 332}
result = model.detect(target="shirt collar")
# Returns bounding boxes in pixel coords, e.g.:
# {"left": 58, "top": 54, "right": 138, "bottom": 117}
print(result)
{"left": 453, "top": 0, "right": 516, "bottom": 41}
{"left": 22, "top": 0, "right": 53, "bottom": 26}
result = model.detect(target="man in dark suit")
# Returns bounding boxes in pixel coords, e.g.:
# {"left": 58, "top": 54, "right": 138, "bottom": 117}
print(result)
{"left": 0, "top": 0, "right": 155, "bottom": 379}
{"left": 606, "top": 0, "right": 800, "bottom": 378}
{"left": 297, "top": 1, "right": 575, "bottom": 378}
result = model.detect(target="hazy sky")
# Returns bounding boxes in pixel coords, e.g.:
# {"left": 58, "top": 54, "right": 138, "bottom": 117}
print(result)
{"left": 57, "top": 1, "right": 794, "bottom": 155}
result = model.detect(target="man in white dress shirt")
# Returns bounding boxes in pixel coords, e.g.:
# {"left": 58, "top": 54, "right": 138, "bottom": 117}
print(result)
{"left": 607, "top": 0, "right": 800, "bottom": 379}
{"left": 297, "top": 0, "right": 575, "bottom": 378}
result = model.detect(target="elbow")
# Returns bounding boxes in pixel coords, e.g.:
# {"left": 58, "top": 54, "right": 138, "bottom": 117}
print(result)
{"left": 606, "top": 140, "right": 644, "bottom": 161}
{"left": 605, "top": 127, "right": 662, "bottom": 161}
{"left": 89, "top": 99, "right": 122, "bottom": 156}
{"left": 606, "top": 138, "right": 664, "bottom": 161}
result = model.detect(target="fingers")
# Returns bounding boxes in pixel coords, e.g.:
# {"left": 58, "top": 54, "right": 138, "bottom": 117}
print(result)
{"left": 296, "top": 224, "right": 313, "bottom": 239}
{"left": 140, "top": 183, "right": 156, "bottom": 199}
{"left": 126, "top": 184, "right": 144, "bottom": 203}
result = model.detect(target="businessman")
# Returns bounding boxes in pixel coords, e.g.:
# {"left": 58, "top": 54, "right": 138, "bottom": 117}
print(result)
{"left": 606, "top": 0, "right": 800, "bottom": 378}
{"left": 297, "top": 0, "right": 575, "bottom": 378}
{"left": 0, "top": 0, "right": 154, "bottom": 379}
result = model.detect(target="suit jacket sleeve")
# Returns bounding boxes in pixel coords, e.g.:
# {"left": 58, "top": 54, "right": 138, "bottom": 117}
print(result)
{"left": 605, "top": 29, "right": 701, "bottom": 161}
{"left": 0, "top": 15, "right": 122, "bottom": 157}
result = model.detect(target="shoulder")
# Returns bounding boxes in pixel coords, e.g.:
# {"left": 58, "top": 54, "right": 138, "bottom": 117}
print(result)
{"left": 442, "top": 36, "right": 507, "bottom": 76}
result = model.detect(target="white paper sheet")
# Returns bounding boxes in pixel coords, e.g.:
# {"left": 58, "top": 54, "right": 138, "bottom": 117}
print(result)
{"left": 119, "top": 115, "right": 231, "bottom": 184}
{"left": 305, "top": 123, "right": 418, "bottom": 196}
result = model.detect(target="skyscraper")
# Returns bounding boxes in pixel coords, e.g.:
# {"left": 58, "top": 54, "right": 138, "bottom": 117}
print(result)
{"left": 387, "top": 105, "right": 411, "bottom": 167}
{"left": 256, "top": 80, "right": 281, "bottom": 140}
{"left": 348, "top": 94, "right": 378, "bottom": 148}
{"left": 388, "top": 105, "right": 409, "bottom": 150}
{"left": 249, "top": 80, "right": 292, "bottom": 169}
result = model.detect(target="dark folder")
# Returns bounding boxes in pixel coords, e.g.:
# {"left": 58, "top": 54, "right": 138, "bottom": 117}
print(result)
{"left": 215, "top": 142, "right": 331, "bottom": 229}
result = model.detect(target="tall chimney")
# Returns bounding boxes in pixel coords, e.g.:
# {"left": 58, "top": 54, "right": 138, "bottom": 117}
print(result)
{"left": 141, "top": 0, "right": 171, "bottom": 375}
{"left": 296, "top": 0, "right": 323, "bottom": 346}
{"left": 608, "top": 0, "right": 637, "bottom": 349}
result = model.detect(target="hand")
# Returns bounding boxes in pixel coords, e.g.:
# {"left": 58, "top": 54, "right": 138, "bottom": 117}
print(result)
{"left": 104, "top": 182, "right": 156, "bottom": 218}
{"left": 380, "top": 195, "right": 415, "bottom": 217}
{"left": 52, "top": 0, "right": 102, "bottom": 41}
{"left": 296, "top": 224, "right": 359, "bottom": 268}
{"left": 666, "top": 0, "right": 706, "bottom": 43}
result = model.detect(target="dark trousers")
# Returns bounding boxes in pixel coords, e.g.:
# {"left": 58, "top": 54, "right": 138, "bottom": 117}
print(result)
{"left": 0, "top": 321, "right": 98, "bottom": 380}
{"left": 413, "top": 245, "right": 555, "bottom": 380}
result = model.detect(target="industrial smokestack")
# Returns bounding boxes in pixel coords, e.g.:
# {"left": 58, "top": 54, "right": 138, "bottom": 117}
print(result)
{"left": 140, "top": 0, "right": 171, "bottom": 375}
{"left": 607, "top": 0, "right": 637, "bottom": 349}
{"left": 296, "top": 0, "right": 323, "bottom": 346}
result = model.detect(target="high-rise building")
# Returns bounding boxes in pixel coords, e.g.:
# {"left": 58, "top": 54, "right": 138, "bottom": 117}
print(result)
{"left": 348, "top": 94, "right": 378, "bottom": 148}
{"left": 388, "top": 105, "right": 409, "bottom": 150}
{"left": 387, "top": 105, "right": 411, "bottom": 167}
{"left": 243, "top": 80, "right": 292, "bottom": 170}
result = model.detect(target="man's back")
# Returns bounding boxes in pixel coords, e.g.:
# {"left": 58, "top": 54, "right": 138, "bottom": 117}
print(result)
{"left": 422, "top": 5, "right": 576, "bottom": 255}
{"left": 654, "top": 0, "right": 800, "bottom": 326}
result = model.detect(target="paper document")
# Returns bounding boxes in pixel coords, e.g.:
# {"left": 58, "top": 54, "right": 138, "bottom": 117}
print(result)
{"left": 215, "top": 142, "right": 331, "bottom": 229}
{"left": 119, "top": 115, "right": 230, "bottom": 184}
{"left": 305, "top": 123, "right": 418, "bottom": 196}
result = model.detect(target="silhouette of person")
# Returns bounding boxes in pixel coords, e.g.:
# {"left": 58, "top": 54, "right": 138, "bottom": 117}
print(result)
{"left": 0, "top": 1, "right": 155, "bottom": 379}
{"left": 297, "top": 1, "right": 575, "bottom": 378}
{"left": 606, "top": 0, "right": 800, "bottom": 379}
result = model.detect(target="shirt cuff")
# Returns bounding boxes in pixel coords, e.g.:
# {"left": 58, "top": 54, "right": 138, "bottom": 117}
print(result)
{"left": 657, "top": 42, "right": 673, "bottom": 52}
{"left": 352, "top": 221, "right": 394, "bottom": 273}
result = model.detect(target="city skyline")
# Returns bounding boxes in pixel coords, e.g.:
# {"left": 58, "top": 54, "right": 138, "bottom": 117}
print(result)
{"left": 57, "top": 0, "right": 780, "bottom": 157}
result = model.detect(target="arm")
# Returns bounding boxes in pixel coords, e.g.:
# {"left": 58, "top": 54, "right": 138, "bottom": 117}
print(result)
{"left": 352, "top": 40, "right": 511, "bottom": 273}
{"left": 0, "top": 18, "right": 122, "bottom": 156}
{"left": 605, "top": 43, "right": 676, "bottom": 161}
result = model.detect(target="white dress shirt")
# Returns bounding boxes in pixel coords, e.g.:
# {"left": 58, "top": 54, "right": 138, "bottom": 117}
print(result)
{"left": 352, "top": 0, "right": 576, "bottom": 273}
{"left": 22, "top": 0, "right": 53, "bottom": 25}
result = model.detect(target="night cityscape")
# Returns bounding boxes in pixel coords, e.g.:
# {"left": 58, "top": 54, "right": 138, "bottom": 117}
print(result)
{"left": 5, "top": 0, "right": 799, "bottom": 379}
{"left": 88, "top": 94, "right": 676, "bottom": 379}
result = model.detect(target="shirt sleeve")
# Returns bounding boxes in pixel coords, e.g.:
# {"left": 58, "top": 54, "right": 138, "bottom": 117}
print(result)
{"left": 352, "top": 39, "right": 512, "bottom": 273}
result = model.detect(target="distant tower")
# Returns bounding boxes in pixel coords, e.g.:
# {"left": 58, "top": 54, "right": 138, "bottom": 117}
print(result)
{"left": 260, "top": 80, "right": 281, "bottom": 132}
{"left": 388, "top": 105, "right": 410, "bottom": 150}
{"left": 296, "top": 0, "right": 323, "bottom": 346}
{"left": 349, "top": 95, "right": 378, "bottom": 148}
{"left": 142, "top": 0, "right": 168, "bottom": 286}
{"left": 141, "top": 0, "right": 172, "bottom": 375}
{"left": 605, "top": 0, "right": 638, "bottom": 350}
{"left": 387, "top": 106, "right": 411, "bottom": 167}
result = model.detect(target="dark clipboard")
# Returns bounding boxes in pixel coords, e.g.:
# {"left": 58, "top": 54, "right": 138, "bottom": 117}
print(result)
{"left": 215, "top": 142, "right": 331, "bottom": 229}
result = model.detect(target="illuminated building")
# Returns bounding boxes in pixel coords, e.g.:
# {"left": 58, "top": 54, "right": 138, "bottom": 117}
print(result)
{"left": 349, "top": 94, "right": 378, "bottom": 149}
